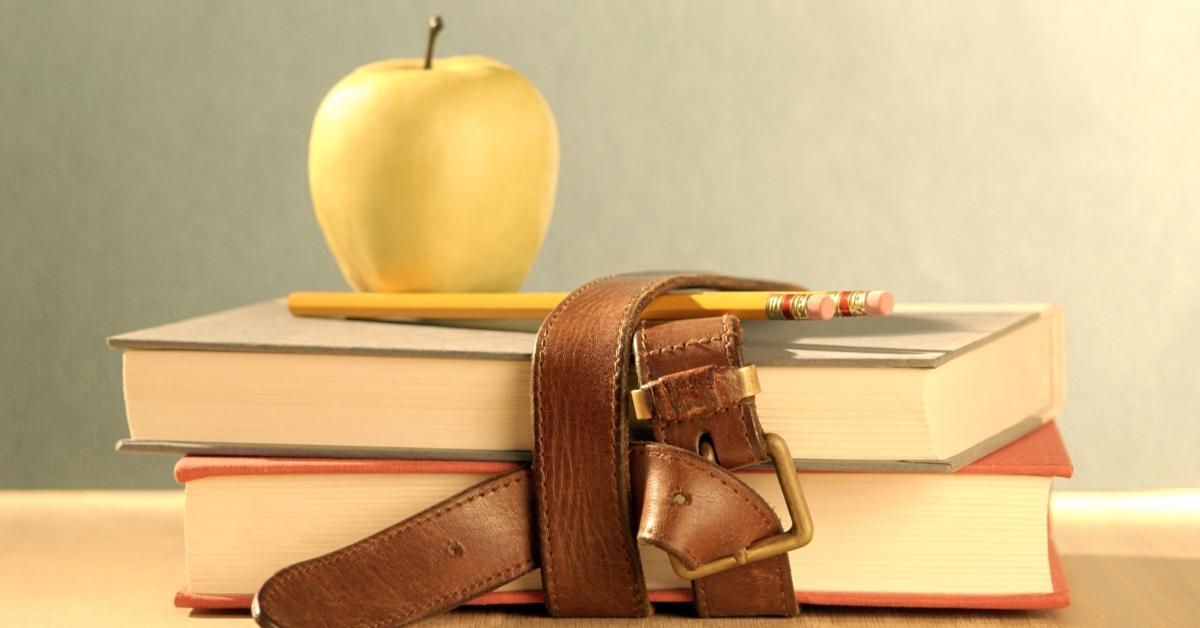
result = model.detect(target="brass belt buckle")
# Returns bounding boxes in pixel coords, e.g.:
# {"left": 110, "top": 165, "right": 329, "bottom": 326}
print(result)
{"left": 668, "top": 433, "right": 815, "bottom": 581}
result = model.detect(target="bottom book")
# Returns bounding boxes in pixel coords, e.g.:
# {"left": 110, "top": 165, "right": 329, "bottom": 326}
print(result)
{"left": 175, "top": 423, "right": 1072, "bottom": 610}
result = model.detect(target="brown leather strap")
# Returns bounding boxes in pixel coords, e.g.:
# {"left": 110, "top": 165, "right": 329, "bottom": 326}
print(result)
{"left": 634, "top": 315, "right": 797, "bottom": 616}
{"left": 254, "top": 469, "right": 535, "bottom": 628}
{"left": 253, "top": 444, "right": 791, "bottom": 627}
{"left": 636, "top": 315, "right": 771, "bottom": 468}
{"left": 531, "top": 274, "right": 792, "bottom": 616}
{"left": 254, "top": 273, "right": 805, "bottom": 626}
{"left": 631, "top": 445, "right": 796, "bottom": 617}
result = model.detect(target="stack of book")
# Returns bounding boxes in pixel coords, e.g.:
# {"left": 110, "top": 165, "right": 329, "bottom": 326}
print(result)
{"left": 110, "top": 299, "right": 1071, "bottom": 610}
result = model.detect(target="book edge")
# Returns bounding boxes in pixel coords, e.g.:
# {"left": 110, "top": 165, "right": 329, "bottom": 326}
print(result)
{"left": 175, "top": 543, "right": 1067, "bottom": 611}
{"left": 166, "top": 421, "right": 1069, "bottom": 484}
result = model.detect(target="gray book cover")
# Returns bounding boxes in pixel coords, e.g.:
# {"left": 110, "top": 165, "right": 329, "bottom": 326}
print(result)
{"left": 114, "top": 417, "right": 1043, "bottom": 473}
{"left": 109, "top": 298, "right": 1039, "bottom": 368}
{"left": 109, "top": 300, "right": 1057, "bottom": 471}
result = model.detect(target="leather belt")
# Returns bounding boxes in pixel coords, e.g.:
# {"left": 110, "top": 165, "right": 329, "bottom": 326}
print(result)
{"left": 253, "top": 273, "right": 814, "bottom": 626}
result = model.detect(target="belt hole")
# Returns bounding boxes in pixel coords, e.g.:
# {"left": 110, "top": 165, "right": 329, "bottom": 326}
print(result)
{"left": 447, "top": 540, "right": 465, "bottom": 557}
{"left": 671, "top": 491, "right": 690, "bottom": 506}
{"left": 697, "top": 433, "right": 717, "bottom": 464}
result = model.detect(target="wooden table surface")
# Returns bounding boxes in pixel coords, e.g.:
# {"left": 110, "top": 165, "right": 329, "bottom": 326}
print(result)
{"left": 1, "top": 490, "right": 1197, "bottom": 627}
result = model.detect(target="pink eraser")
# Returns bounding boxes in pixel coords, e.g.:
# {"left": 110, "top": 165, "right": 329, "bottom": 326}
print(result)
{"left": 808, "top": 295, "right": 836, "bottom": 320}
{"left": 866, "top": 291, "right": 894, "bottom": 316}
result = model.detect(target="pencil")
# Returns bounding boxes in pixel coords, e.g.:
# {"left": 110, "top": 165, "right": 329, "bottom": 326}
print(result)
{"left": 287, "top": 290, "right": 893, "bottom": 321}
{"left": 808, "top": 290, "right": 895, "bottom": 318}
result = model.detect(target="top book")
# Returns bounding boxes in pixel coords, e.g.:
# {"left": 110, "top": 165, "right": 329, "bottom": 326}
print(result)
{"left": 109, "top": 300, "right": 1064, "bottom": 470}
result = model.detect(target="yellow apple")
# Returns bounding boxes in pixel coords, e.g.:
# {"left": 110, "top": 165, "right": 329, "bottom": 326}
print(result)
{"left": 309, "top": 23, "right": 558, "bottom": 292}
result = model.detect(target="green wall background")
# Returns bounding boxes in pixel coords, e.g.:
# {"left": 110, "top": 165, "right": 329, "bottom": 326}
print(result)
{"left": 2, "top": 1, "right": 1198, "bottom": 489}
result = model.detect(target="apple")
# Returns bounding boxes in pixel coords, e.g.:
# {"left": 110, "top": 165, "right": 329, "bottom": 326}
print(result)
{"left": 309, "top": 17, "right": 558, "bottom": 292}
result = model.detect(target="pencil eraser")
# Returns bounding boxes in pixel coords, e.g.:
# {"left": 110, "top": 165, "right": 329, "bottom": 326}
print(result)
{"left": 808, "top": 295, "right": 836, "bottom": 320}
{"left": 866, "top": 291, "right": 894, "bottom": 316}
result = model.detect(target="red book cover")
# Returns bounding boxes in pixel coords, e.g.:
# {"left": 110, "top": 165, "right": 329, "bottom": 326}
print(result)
{"left": 175, "top": 422, "right": 1072, "bottom": 611}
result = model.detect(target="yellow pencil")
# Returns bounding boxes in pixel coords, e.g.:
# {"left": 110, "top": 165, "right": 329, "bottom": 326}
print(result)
{"left": 287, "top": 290, "right": 893, "bottom": 321}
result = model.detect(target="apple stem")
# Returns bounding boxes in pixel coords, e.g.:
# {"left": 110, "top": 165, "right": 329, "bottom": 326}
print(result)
{"left": 424, "top": 16, "right": 444, "bottom": 70}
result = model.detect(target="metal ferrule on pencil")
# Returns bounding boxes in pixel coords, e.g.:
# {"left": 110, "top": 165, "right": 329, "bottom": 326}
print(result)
{"left": 765, "top": 293, "right": 814, "bottom": 320}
